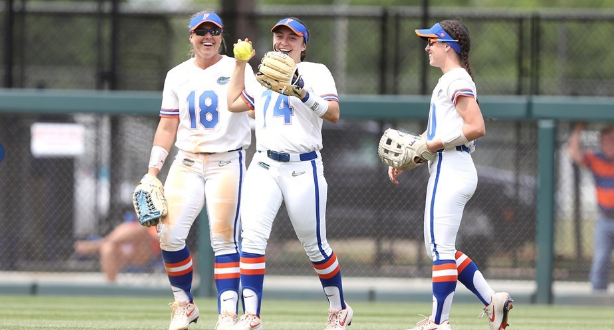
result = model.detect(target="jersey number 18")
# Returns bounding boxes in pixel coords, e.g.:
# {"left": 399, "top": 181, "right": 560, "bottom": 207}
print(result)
{"left": 187, "top": 90, "right": 219, "bottom": 129}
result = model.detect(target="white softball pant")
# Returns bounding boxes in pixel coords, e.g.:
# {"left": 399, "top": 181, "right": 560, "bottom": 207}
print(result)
{"left": 424, "top": 148, "right": 477, "bottom": 261}
{"left": 158, "top": 149, "right": 244, "bottom": 255}
{"left": 240, "top": 150, "right": 333, "bottom": 262}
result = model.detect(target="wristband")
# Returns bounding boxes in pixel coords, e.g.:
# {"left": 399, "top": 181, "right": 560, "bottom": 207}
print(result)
{"left": 441, "top": 128, "right": 469, "bottom": 149}
{"left": 148, "top": 146, "right": 169, "bottom": 170}
{"left": 301, "top": 91, "right": 329, "bottom": 117}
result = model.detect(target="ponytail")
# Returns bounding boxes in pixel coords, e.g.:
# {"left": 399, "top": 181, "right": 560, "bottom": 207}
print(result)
{"left": 440, "top": 20, "right": 473, "bottom": 79}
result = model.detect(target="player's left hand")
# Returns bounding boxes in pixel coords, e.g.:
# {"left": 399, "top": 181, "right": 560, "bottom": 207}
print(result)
{"left": 132, "top": 174, "right": 168, "bottom": 227}
{"left": 378, "top": 128, "right": 435, "bottom": 171}
{"left": 256, "top": 51, "right": 304, "bottom": 97}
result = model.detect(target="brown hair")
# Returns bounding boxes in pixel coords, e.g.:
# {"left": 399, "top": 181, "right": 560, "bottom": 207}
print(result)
{"left": 439, "top": 20, "right": 473, "bottom": 79}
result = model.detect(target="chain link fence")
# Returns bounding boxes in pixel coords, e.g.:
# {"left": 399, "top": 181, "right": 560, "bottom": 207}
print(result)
{"left": 3, "top": 3, "right": 614, "bottom": 96}
{"left": 1, "top": 2, "right": 613, "bottom": 287}
{"left": 555, "top": 122, "right": 608, "bottom": 284}
{"left": 0, "top": 110, "right": 569, "bottom": 284}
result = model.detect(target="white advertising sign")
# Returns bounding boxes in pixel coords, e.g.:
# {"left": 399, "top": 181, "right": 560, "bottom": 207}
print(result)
{"left": 31, "top": 123, "right": 85, "bottom": 157}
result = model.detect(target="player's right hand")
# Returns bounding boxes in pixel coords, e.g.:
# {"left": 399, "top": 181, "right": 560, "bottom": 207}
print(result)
{"left": 388, "top": 166, "right": 403, "bottom": 185}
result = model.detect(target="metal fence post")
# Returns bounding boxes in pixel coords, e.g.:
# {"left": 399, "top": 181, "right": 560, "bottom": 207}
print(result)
{"left": 535, "top": 119, "right": 555, "bottom": 304}
{"left": 4, "top": 0, "right": 14, "bottom": 88}
{"left": 530, "top": 14, "right": 541, "bottom": 95}
{"left": 378, "top": 8, "right": 388, "bottom": 94}
{"left": 419, "top": 0, "right": 430, "bottom": 95}
{"left": 196, "top": 211, "right": 215, "bottom": 297}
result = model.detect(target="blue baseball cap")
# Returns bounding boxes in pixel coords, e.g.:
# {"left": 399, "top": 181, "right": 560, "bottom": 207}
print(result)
{"left": 189, "top": 12, "right": 223, "bottom": 31}
{"left": 415, "top": 23, "right": 461, "bottom": 54}
{"left": 271, "top": 18, "right": 309, "bottom": 44}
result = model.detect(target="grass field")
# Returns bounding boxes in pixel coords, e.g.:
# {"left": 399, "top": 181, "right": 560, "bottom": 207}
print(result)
{"left": 1, "top": 295, "right": 614, "bottom": 330}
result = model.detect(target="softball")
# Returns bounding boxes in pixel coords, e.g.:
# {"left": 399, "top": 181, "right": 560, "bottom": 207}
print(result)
{"left": 234, "top": 40, "right": 254, "bottom": 61}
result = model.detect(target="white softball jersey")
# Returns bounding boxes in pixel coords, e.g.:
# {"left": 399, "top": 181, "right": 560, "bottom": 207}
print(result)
{"left": 238, "top": 61, "right": 339, "bottom": 261}
{"left": 160, "top": 55, "right": 253, "bottom": 153}
{"left": 423, "top": 67, "right": 479, "bottom": 262}
{"left": 426, "top": 67, "right": 477, "bottom": 152}
{"left": 157, "top": 55, "right": 254, "bottom": 255}
{"left": 242, "top": 61, "right": 339, "bottom": 153}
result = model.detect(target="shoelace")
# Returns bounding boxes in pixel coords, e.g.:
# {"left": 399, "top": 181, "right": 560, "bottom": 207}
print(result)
{"left": 238, "top": 314, "right": 257, "bottom": 325}
{"left": 219, "top": 312, "right": 237, "bottom": 323}
{"left": 169, "top": 302, "right": 188, "bottom": 320}
{"left": 478, "top": 304, "right": 491, "bottom": 319}
{"left": 327, "top": 309, "right": 339, "bottom": 327}
{"left": 414, "top": 314, "right": 431, "bottom": 327}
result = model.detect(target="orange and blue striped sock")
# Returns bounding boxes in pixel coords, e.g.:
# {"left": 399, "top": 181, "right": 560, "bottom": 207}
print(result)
{"left": 455, "top": 251, "right": 494, "bottom": 306}
{"left": 432, "top": 259, "right": 457, "bottom": 324}
{"left": 239, "top": 252, "right": 265, "bottom": 316}
{"left": 312, "top": 252, "right": 346, "bottom": 310}
{"left": 162, "top": 246, "right": 194, "bottom": 303}
{"left": 215, "top": 253, "right": 240, "bottom": 313}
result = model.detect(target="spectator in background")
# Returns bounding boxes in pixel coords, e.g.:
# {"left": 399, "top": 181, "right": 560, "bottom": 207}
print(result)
{"left": 568, "top": 122, "right": 614, "bottom": 292}
{"left": 73, "top": 211, "right": 160, "bottom": 283}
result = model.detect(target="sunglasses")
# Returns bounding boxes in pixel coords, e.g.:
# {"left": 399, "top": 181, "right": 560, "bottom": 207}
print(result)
{"left": 193, "top": 27, "right": 223, "bottom": 37}
{"left": 428, "top": 38, "right": 458, "bottom": 47}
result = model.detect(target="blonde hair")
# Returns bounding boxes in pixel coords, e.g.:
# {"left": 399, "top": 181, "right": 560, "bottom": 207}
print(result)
{"left": 187, "top": 10, "right": 226, "bottom": 58}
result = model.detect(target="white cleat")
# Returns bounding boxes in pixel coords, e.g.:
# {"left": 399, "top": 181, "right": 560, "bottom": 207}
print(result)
{"left": 232, "top": 313, "right": 262, "bottom": 330}
{"left": 406, "top": 315, "right": 452, "bottom": 330}
{"left": 479, "top": 292, "right": 513, "bottom": 330}
{"left": 168, "top": 301, "right": 199, "bottom": 330}
{"left": 325, "top": 303, "right": 354, "bottom": 330}
{"left": 215, "top": 311, "right": 238, "bottom": 330}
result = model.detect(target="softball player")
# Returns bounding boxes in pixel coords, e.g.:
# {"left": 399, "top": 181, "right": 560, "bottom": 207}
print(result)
{"left": 226, "top": 17, "right": 353, "bottom": 330}
{"left": 144, "top": 11, "right": 255, "bottom": 330}
{"left": 389, "top": 20, "right": 512, "bottom": 330}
